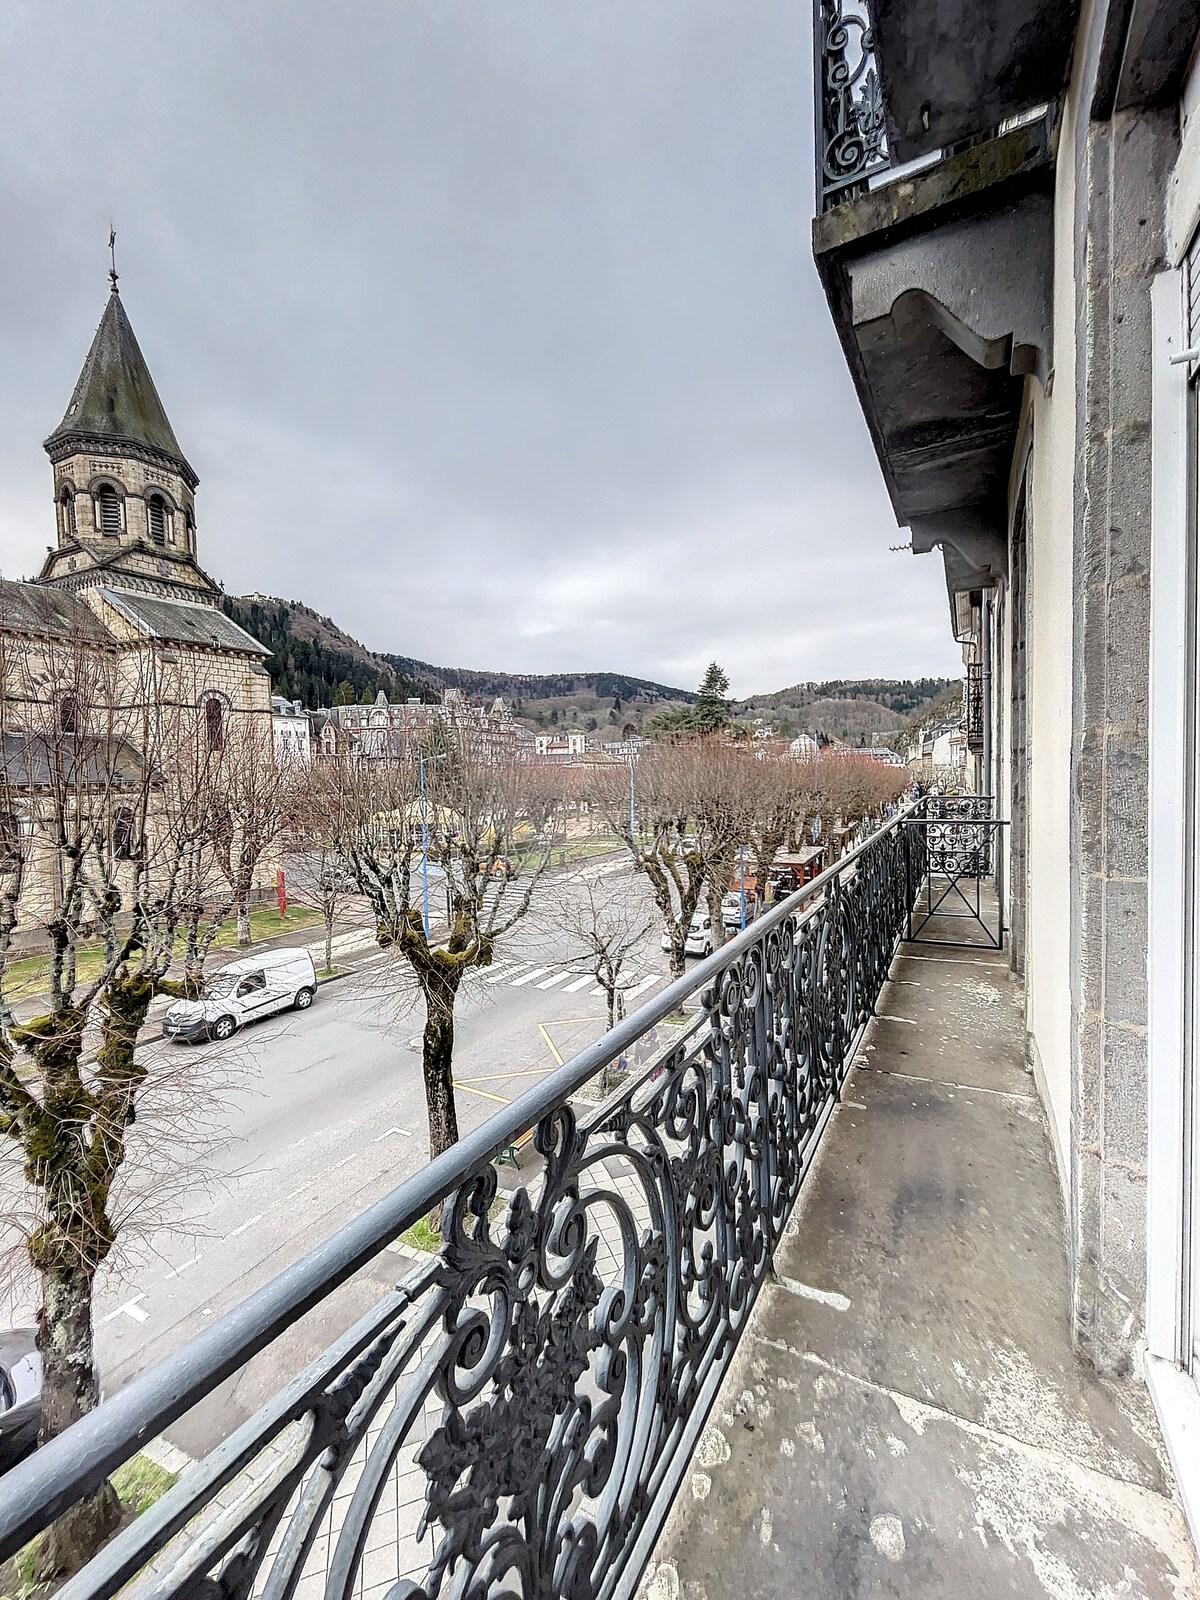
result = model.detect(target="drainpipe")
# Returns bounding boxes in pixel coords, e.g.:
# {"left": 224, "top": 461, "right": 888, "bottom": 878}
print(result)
{"left": 980, "top": 593, "right": 992, "bottom": 801}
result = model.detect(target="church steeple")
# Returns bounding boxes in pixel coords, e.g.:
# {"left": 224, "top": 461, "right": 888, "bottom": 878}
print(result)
{"left": 45, "top": 288, "right": 195, "bottom": 485}
{"left": 40, "top": 281, "right": 213, "bottom": 598}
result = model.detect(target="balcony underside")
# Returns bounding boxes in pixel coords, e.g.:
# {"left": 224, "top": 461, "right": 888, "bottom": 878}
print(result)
{"left": 643, "top": 938, "right": 1194, "bottom": 1599}
{"left": 814, "top": 123, "right": 1053, "bottom": 607}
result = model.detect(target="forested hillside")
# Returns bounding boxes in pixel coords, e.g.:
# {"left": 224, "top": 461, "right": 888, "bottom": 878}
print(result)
{"left": 223, "top": 593, "right": 953, "bottom": 744}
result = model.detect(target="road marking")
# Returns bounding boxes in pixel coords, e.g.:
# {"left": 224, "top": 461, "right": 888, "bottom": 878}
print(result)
{"left": 535, "top": 970, "right": 574, "bottom": 990}
{"left": 538, "top": 1024, "right": 564, "bottom": 1065}
{"left": 229, "top": 1213, "right": 264, "bottom": 1239}
{"left": 623, "top": 973, "right": 665, "bottom": 1001}
{"left": 167, "top": 1257, "right": 201, "bottom": 1279}
{"left": 333, "top": 1155, "right": 354, "bottom": 1169}
{"left": 373, "top": 1125, "right": 413, "bottom": 1140}
{"left": 563, "top": 973, "right": 595, "bottom": 994}
{"left": 285, "top": 1183, "right": 310, "bottom": 1200}
{"left": 456, "top": 1081, "right": 509, "bottom": 1104}
{"left": 104, "top": 1294, "right": 148, "bottom": 1324}
{"left": 510, "top": 966, "right": 553, "bottom": 987}
{"left": 486, "top": 964, "right": 526, "bottom": 985}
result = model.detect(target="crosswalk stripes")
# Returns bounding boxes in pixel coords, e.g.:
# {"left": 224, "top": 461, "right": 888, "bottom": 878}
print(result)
{"left": 485, "top": 960, "right": 670, "bottom": 998}
{"left": 535, "top": 970, "right": 575, "bottom": 990}
{"left": 485, "top": 962, "right": 526, "bottom": 985}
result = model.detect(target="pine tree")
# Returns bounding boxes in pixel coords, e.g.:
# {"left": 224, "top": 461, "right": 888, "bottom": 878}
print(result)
{"left": 693, "top": 662, "right": 731, "bottom": 733}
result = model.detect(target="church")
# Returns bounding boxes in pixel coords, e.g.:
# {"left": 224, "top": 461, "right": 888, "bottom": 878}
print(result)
{"left": 0, "top": 274, "right": 275, "bottom": 929}
{"left": 10, "top": 270, "right": 272, "bottom": 715}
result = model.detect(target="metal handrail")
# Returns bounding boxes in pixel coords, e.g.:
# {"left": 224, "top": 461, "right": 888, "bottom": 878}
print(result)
{"left": 0, "top": 801, "right": 923, "bottom": 1580}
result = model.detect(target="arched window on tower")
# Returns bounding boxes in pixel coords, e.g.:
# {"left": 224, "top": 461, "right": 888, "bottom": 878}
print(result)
{"left": 59, "top": 694, "right": 77, "bottom": 736}
{"left": 185, "top": 505, "right": 195, "bottom": 552}
{"left": 205, "top": 696, "right": 225, "bottom": 753}
{"left": 59, "top": 486, "right": 76, "bottom": 538}
{"left": 113, "top": 805, "right": 136, "bottom": 861}
{"left": 146, "top": 494, "right": 171, "bottom": 547}
{"left": 95, "top": 483, "right": 122, "bottom": 537}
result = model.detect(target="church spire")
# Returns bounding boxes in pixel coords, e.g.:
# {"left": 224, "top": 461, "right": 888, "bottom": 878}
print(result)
{"left": 44, "top": 285, "right": 196, "bottom": 487}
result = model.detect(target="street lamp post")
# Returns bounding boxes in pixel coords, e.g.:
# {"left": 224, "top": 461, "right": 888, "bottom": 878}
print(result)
{"left": 628, "top": 743, "right": 637, "bottom": 843}
{"left": 419, "top": 753, "right": 431, "bottom": 939}
{"left": 739, "top": 841, "right": 747, "bottom": 931}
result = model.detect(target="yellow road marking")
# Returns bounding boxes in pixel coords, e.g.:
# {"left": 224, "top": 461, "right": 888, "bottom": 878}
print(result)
{"left": 457, "top": 1068, "right": 553, "bottom": 1084}
{"left": 538, "top": 1024, "right": 565, "bottom": 1066}
{"left": 455, "top": 1082, "right": 510, "bottom": 1105}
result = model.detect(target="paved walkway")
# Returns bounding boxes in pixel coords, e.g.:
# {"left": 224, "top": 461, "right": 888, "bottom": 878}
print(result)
{"left": 641, "top": 942, "right": 1199, "bottom": 1600}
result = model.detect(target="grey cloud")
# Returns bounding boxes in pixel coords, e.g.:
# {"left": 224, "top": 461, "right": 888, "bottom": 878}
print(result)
{"left": 0, "top": 0, "right": 961, "bottom": 697}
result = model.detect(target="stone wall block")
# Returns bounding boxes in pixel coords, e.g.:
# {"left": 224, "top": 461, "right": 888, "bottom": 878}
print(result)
{"left": 1102, "top": 877, "right": 1147, "bottom": 1029}
{"left": 1076, "top": 866, "right": 1106, "bottom": 1015}
{"left": 1104, "top": 729, "right": 1148, "bottom": 880}
{"left": 1101, "top": 1021, "right": 1148, "bottom": 1170}
{"left": 1104, "top": 577, "right": 1151, "bottom": 731}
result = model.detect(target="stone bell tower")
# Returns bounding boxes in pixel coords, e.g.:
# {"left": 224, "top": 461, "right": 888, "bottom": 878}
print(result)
{"left": 38, "top": 266, "right": 219, "bottom": 602}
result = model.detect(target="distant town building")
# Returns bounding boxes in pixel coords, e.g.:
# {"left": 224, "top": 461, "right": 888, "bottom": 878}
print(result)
{"left": 271, "top": 696, "right": 312, "bottom": 765}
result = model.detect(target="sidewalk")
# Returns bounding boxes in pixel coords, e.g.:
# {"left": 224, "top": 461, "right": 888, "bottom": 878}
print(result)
{"left": 640, "top": 942, "right": 1197, "bottom": 1599}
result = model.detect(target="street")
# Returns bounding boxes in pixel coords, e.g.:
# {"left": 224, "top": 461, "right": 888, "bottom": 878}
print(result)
{"left": 4, "top": 855, "right": 681, "bottom": 1456}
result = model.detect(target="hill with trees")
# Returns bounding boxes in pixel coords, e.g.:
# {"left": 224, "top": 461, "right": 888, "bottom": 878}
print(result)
{"left": 222, "top": 594, "right": 954, "bottom": 743}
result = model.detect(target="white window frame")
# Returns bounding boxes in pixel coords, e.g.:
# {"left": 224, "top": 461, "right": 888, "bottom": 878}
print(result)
{"left": 1147, "top": 262, "right": 1200, "bottom": 1542}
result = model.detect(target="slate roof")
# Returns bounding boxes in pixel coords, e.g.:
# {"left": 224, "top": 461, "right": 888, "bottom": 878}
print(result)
{"left": 44, "top": 292, "right": 196, "bottom": 482}
{"left": 0, "top": 579, "right": 112, "bottom": 643}
{"left": 99, "top": 589, "right": 270, "bottom": 656}
{"left": 0, "top": 730, "right": 143, "bottom": 790}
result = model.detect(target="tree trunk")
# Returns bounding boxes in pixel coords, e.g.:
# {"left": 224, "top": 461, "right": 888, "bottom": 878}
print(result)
{"left": 236, "top": 893, "right": 252, "bottom": 947}
{"left": 324, "top": 909, "right": 334, "bottom": 975}
{"left": 606, "top": 985, "right": 616, "bottom": 1032}
{"left": 421, "top": 981, "right": 460, "bottom": 1162}
{"left": 33, "top": 1263, "right": 120, "bottom": 1579}
{"left": 668, "top": 932, "right": 686, "bottom": 980}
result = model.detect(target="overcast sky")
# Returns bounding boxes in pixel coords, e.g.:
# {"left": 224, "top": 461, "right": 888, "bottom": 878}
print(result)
{"left": 0, "top": 0, "right": 961, "bottom": 698}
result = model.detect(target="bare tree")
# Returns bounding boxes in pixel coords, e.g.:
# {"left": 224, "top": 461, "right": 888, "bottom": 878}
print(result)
{"left": 744, "top": 754, "right": 822, "bottom": 913}
{"left": 593, "top": 742, "right": 705, "bottom": 979}
{"left": 207, "top": 712, "right": 291, "bottom": 947}
{"left": 554, "top": 877, "right": 656, "bottom": 1031}
{"left": 0, "top": 628, "right": 272, "bottom": 1578}
{"left": 296, "top": 733, "right": 564, "bottom": 1161}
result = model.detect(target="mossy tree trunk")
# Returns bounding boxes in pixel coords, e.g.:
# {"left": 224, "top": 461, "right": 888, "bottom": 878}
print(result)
{"left": 15, "top": 1008, "right": 121, "bottom": 1579}
{"left": 13, "top": 958, "right": 200, "bottom": 1582}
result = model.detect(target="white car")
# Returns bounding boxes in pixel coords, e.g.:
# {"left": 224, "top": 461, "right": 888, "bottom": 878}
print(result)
{"left": 662, "top": 913, "right": 715, "bottom": 958}
{"left": 162, "top": 948, "right": 318, "bottom": 1043}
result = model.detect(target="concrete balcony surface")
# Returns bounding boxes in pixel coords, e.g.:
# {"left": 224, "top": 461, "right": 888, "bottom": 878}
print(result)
{"left": 640, "top": 940, "right": 1198, "bottom": 1599}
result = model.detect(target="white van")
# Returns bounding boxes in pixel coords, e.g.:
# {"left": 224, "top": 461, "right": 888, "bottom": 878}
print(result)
{"left": 162, "top": 948, "right": 318, "bottom": 1043}
{"left": 661, "top": 913, "right": 715, "bottom": 958}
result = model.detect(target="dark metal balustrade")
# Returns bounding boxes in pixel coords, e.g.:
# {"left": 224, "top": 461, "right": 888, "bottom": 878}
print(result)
{"left": 905, "top": 795, "right": 1007, "bottom": 949}
{"left": 965, "top": 663, "right": 985, "bottom": 752}
{"left": 0, "top": 810, "right": 927, "bottom": 1600}
{"left": 814, "top": 0, "right": 891, "bottom": 213}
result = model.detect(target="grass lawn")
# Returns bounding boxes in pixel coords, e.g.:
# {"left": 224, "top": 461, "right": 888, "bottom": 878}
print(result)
{"left": 3, "top": 1453, "right": 177, "bottom": 1600}
{"left": 4, "top": 905, "right": 323, "bottom": 1003}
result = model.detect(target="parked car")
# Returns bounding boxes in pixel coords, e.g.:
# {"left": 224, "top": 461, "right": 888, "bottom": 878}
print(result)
{"left": 0, "top": 1328, "right": 41, "bottom": 1473}
{"left": 662, "top": 913, "right": 715, "bottom": 958}
{"left": 162, "top": 949, "right": 318, "bottom": 1043}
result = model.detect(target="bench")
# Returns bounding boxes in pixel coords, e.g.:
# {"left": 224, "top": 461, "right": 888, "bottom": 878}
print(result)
{"left": 495, "top": 1126, "right": 535, "bottom": 1170}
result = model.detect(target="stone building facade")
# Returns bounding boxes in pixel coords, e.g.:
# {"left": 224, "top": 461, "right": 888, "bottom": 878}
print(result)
{"left": 0, "top": 279, "right": 272, "bottom": 930}
{"left": 813, "top": 0, "right": 1200, "bottom": 1541}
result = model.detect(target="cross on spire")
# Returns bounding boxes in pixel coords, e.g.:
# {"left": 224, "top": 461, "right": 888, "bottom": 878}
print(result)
{"left": 108, "top": 227, "right": 119, "bottom": 295}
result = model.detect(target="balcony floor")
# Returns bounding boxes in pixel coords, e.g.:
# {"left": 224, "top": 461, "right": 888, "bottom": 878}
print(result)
{"left": 640, "top": 941, "right": 1198, "bottom": 1599}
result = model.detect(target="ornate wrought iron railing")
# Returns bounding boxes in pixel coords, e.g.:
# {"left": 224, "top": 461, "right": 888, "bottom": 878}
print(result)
{"left": 814, "top": 0, "right": 892, "bottom": 212}
{"left": 0, "top": 810, "right": 925, "bottom": 1600}
{"left": 905, "top": 795, "right": 1007, "bottom": 949}
{"left": 965, "top": 663, "right": 985, "bottom": 751}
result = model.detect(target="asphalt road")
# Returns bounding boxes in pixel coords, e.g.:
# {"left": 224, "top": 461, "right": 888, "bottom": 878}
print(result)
{"left": 5, "top": 856, "right": 689, "bottom": 1456}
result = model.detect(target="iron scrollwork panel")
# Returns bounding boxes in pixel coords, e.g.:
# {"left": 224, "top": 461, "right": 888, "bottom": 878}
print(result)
{"left": 816, "top": 0, "right": 891, "bottom": 211}
{"left": 49, "top": 823, "right": 921, "bottom": 1600}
